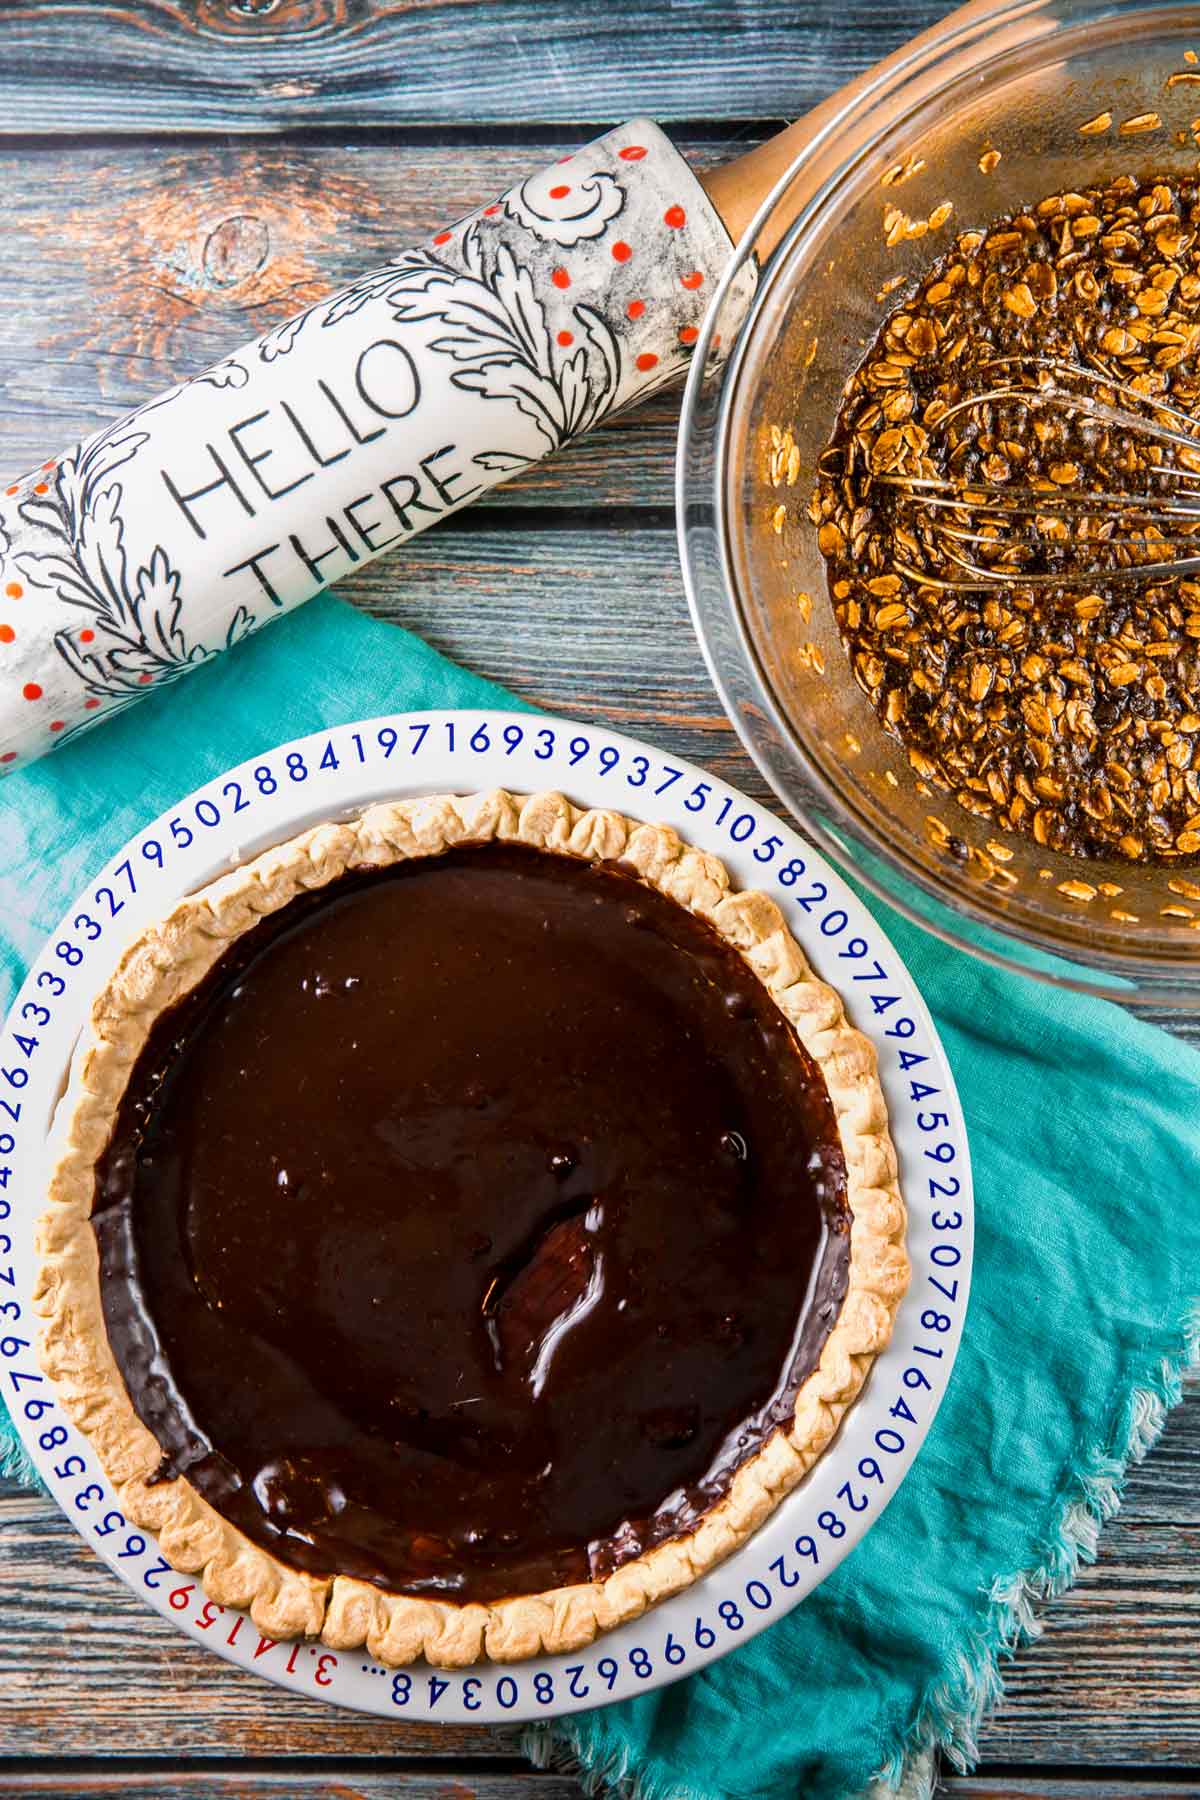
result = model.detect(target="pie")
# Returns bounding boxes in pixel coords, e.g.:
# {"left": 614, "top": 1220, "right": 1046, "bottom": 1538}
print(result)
{"left": 35, "top": 788, "right": 908, "bottom": 1667}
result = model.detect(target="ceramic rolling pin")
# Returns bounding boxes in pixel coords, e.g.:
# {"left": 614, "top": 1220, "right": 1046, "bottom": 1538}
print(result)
{"left": 0, "top": 122, "right": 758, "bottom": 774}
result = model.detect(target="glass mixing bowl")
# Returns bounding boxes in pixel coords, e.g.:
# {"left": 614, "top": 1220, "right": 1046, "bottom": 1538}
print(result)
{"left": 679, "top": 0, "right": 1200, "bottom": 1004}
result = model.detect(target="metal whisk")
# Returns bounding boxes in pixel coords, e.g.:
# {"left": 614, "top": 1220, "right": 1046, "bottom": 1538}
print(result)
{"left": 870, "top": 356, "right": 1200, "bottom": 592}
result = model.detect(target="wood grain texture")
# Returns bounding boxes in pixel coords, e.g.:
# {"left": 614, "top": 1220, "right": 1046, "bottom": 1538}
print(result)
{"left": 0, "top": 0, "right": 952, "bottom": 132}
{"left": 0, "top": 1388, "right": 1195, "bottom": 1765}
{"left": 0, "top": 0, "right": 1196, "bottom": 1791}
{"left": 341, "top": 524, "right": 735, "bottom": 763}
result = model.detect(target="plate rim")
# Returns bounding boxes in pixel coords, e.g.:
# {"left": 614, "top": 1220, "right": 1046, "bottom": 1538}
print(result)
{"left": 2, "top": 706, "right": 973, "bottom": 1725}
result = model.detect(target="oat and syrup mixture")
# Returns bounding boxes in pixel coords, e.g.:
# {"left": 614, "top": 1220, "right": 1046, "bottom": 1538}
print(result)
{"left": 812, "top": 172, "right": 1200, "bottom": 864}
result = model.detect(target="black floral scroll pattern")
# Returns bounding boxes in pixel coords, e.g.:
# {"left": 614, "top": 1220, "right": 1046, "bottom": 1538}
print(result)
{"left": 503, "top": 168, "right": 624, "bottom": 245}
{"left": 254, "top": 221, "right": 623, "bottom": 471}
{"left": 252, "top": 238, "right": 468, "bottom": 365}
{"left": 387, "top": 224, "right": 621, "bottom": 466}
{"left": 11, "top": 378, "right": 254, "bottom": 729}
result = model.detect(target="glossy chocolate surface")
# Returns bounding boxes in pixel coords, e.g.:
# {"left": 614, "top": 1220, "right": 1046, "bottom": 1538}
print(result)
{"left": 95, "top": 843, "right": 849, "bottom": 1604}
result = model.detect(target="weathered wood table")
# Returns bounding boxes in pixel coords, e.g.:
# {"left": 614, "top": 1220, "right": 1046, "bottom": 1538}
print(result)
{"left": 0, "top": 4, "right": 1195, "bottom": 1796}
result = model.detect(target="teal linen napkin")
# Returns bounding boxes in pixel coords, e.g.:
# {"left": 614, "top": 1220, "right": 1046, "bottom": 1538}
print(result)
{"left": 1, "top": 595, "right": 1197, "bottom": 1800}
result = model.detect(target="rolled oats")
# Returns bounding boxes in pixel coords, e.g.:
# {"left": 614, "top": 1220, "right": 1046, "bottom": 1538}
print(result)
{"left": 811, "top": 175, "right": 1200, "bottom": 864}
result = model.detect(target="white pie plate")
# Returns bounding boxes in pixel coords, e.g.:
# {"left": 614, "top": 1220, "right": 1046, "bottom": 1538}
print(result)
{"left": 1, "top": 709, "right": 972, "bottom": 1724}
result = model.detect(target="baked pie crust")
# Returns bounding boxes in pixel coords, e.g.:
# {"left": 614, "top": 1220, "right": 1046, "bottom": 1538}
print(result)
{"left": 35, "top": 788, "right": 908, "bottom": 1667}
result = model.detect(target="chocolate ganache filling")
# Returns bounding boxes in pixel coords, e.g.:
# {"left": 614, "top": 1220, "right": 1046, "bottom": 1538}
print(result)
{"left": 95, "top": 843, "right": 850, "bottom": 1604}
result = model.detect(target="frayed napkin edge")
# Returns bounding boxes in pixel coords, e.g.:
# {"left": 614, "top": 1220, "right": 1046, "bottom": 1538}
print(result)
{"left": 1, "top": 1423, "right": 39, "bottom": 1492}
{"left": 868, "top": 1296, "right": 1200, "bottom": 1800}
{"left": 525, "top": 1298, "right": 1200, "bottom": 1800}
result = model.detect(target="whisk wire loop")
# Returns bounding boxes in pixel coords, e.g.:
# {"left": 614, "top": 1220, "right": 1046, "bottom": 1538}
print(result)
{"left": 873, "top": 356, "right": 1200, "bottom": 592}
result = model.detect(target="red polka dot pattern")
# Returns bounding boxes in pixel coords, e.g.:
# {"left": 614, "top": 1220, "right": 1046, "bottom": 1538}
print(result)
{"left": 551, "top": 267, "right": 571, "bottom": 290}
{"left": 49, "top": 720, "right": 64, "bottom": 733}
{"left": 138, "top": 673, "right": 152, "bottom": 685}
{"left": 619, "top": 146, "right": 647, "bottom": 161}
{"left": 0, "top": 752, "right": 15, "bottom": 764}
{"left": 681, "top": 271, "right": 704, "bottom": 289}
{"left": 664, "top": 205, "right": 686, "bottom": 229}
{"left": 611, "top": 241, "right": 632, "bottom": 263}
{"left": 556, "top": 330, "right": 574, "bottom": 347}
{"left": 0, "top": 625, "right": 13, "bottom": 645}
{"left": 84, "top": 698, "right": 100, "bottom": 710}
{"left": 679, "top": 325, "right": 699, "bottom": 345}
{"left": 4, "top": 583, "right": 21, "bottom": 599}
{"left": 33, "top": 483, "right": 48, "bottom": 496}
{"left": 549, "top": 184, "right": 571, "bottom": 199}
{"left": 79, "top": 628, "right": 95, "bottom": 643}
{"left": 22, "top": 682, "right": 41, "bottom": 701}
{"left": 635, "top": 352, "right": 659, "bottom": 372}
{"left": 432, "top": 231, "right": 452, "bottom": 246}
